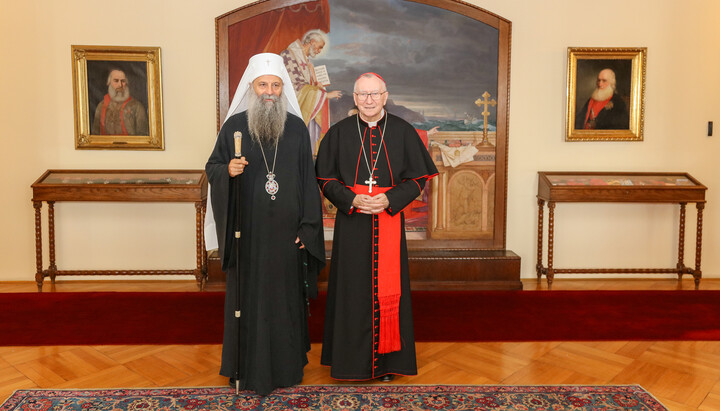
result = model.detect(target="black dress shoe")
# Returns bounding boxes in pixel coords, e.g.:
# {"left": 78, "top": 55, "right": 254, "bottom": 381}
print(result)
{"left": 378, "top": 374, "right": 394, "bottom": 382}
{"left": 229, "top": 377, "right": 235, "bottom": 387}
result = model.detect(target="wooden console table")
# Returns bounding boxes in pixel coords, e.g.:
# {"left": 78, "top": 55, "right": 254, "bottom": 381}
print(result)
{"left": 31, "top": 170, "right": 208, "bottom": 291}
{"left": 536, "top": 172, "right": 707, "bottom": 288}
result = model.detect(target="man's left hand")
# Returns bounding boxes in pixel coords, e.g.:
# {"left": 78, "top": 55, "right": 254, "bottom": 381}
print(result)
{"left": 295, "top": 237, "right": 305, "bottom": 249}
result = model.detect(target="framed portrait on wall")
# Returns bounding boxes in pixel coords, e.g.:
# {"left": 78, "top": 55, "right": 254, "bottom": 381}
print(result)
{"left": 71, "top": 45, "right": 164, "bottom": 150}
{"left": 566, "top": 47, "right": 646, "bottom": 142}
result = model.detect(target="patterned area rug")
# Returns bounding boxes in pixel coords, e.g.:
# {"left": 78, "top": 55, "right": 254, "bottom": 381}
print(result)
{"left": 1, "top": 385, "right": 667, "bottom": 410}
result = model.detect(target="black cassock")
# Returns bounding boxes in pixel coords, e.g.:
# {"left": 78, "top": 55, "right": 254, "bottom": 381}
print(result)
{"left": 315, "top": 112, "right": 438, "bottom": 380}
{"left": 206, "top": 111, "right": 325, "bottom": 395}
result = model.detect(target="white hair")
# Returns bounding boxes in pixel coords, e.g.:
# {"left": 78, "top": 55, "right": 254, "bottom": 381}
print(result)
{"left": 106, "top": 69, "right": 128, "bottom": 86}
{"left": 302, "top": 29, "right": 329, "bottom": 47}
{"left": 599, "top": 68, "right": 616, "bottom": 91}
{"left": 353, "top": 73, "right": 387, "bottom": 93}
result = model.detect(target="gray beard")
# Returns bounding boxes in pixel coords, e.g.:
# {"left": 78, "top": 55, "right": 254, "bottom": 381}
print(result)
{"left": 247, "top": 93, "right": 287, "bottom": 145}
{"left": 108, "top": 85, "right": 130, "bottom": 102}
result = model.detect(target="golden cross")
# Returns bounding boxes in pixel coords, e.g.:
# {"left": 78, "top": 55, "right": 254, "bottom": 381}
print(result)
{"left": 474, "top": 91, "right": 496, "bottom": 147}
{"left": 474, "top": 92, "right": 496, "bottom": 125}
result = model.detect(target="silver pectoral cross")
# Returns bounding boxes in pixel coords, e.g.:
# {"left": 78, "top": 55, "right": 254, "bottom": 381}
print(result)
{"left": 365, "top": 175, "right": 377, "bottom": 193}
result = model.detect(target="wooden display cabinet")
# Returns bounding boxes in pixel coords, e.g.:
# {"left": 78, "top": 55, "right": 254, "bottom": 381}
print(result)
{"left": 536, "top": 171, "right": 707, "bottom": 288}
{"left": 31, "top": 170, "right": 208, "bottom": 291}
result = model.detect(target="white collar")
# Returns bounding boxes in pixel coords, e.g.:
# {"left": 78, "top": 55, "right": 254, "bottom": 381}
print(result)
{"left": 362, "top": 109, "right": 385, "bottom": 127}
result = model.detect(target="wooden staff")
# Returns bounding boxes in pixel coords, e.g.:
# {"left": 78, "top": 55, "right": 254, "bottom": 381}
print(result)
{"left": 232, "top": 131, "right": 243, "bottom": 395}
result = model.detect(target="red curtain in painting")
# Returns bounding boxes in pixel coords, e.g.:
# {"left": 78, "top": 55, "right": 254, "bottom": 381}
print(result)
{"left": 227, "top": 0, "right": 330, "bottom": 102}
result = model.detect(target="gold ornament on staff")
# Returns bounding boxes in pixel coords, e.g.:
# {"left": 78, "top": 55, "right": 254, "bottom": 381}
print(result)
{"left": 233, "top": 131, "right": 243, "bottom": 242}
{"left": 233, "top": 131, "right": 243, "bottom": 158}
{"left": 474, "top": 91, "right": 496, "bottom": 147}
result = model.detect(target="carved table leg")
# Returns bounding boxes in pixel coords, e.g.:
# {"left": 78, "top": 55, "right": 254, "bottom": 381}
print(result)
{"left": 677, "top": 202, "right": 686, "bottom": 279}
{"left": 195, "top": 202, "right": 205, "bottom": 290}
{"left": 547, "top": 201, "right": 556, "bottom": 289}
{"left": 536, "top": 199, "right": 545, "bottom": 282}
{"left": 48, "top": 201, "right": 57, "bottom": 283}
{"left": 201, "top": 204, "right": 207, "bottom": 285}
{"left": 33, "top": 201, "right": 44, "bottom": 292}
{"left": 694, "top": 202, "right": 705, "bottom": 289}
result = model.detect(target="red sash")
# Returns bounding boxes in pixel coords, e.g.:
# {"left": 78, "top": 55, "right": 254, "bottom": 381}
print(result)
{"left": 100, "top": 94, "right": 131, "bottom": 135}
{"left": 351, "top": 184, "right": 401, "bottom": 354}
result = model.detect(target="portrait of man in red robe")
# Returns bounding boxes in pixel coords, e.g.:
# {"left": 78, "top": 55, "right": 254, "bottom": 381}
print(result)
{"left": 573, "top": 59, "right": 632, "bottom": 131}
{"left": 86, "top": 60, "right": 150, "bottom": 136}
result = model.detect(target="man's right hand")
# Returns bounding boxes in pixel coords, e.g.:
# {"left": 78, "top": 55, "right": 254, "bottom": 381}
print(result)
{"left": 353, "top": 194, "right": 388, "bottom": 214}
{"left": 228, "top": 157, "right": 248, "bottom": 177}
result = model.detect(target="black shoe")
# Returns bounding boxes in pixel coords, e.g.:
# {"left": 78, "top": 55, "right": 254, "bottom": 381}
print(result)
{"left": 378, "top": 374, "right": 394, "bottom": 382}
{"left": 229, "top": 377, "right": 235, "bottom": 388}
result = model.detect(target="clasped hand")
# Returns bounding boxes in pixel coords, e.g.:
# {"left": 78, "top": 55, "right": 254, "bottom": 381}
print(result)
{"left": 353, "top": 193, "right": 389, "bottom": 214}
{"left": 228, "top": 157, "right": 248, "bottom": 177}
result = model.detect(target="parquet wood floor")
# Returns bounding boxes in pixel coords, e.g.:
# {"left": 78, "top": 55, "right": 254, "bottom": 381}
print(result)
{"left": 1, "top": 278, "right": 719, "bottom": 410}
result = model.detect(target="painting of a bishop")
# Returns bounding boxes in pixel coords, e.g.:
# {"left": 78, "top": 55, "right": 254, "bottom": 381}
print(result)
{"left": 281, "top": 29, "right": 342, "bottom": 153}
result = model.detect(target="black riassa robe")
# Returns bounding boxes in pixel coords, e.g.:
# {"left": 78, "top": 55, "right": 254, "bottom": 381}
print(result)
{"left": 315, "top": 112, "right": 438, "bottom": 380}
{"left": 206, "top": 111, "right": 325, "bottom": 395}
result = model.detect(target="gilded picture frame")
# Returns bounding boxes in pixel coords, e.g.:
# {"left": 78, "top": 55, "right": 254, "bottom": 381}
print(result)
{"left": 71, "top": 45, "right": 164, "bottom": 150}
{"left": 566, "top": 47, "right": 646, "bottom": 141}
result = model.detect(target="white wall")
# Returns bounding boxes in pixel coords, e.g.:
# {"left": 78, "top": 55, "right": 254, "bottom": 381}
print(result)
{"left": 0, "top": 0, "right": 718, "bottom": 282}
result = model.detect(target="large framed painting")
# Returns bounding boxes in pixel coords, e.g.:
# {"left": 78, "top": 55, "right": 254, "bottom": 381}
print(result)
{"left": 216, "top": 0, "right": 511, "bottom": 250}
{"left": 566, "top": 47, "right": 646, "bottom": 142}
{"left": 71, "top": 45, "right": 164, "bottom": 150}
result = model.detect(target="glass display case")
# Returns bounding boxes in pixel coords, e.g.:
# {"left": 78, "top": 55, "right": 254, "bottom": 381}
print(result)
{"left": 536, "top": 172, "right": 707, "bottom": 288}
{"left": 31, "top": 170, "right": 208, "bottom": 291}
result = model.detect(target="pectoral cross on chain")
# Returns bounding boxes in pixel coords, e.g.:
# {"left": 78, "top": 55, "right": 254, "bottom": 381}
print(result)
{"left": 365, "top": 175, "right": 377, "bottom": 193}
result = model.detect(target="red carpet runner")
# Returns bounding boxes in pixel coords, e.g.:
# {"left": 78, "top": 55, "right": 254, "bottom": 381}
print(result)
{"left": 1, "top": 290, "right": 719, "bottom": 345}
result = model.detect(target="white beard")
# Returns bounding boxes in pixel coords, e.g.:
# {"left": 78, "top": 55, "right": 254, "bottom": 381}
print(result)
{"left": 247, "top": 93, "right": 287, "bottom": 145}
{"left": 108, "top": 84, "right": 130, "bottom": 103}
{"left": 591, "top": 86, "right": 614, "bottom": 102}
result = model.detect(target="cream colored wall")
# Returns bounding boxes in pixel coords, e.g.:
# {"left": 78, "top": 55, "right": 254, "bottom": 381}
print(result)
{"left": 0, "top": 0, "right": 718, "bottom": 282}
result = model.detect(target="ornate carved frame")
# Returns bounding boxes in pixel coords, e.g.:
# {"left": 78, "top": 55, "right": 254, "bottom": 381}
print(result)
{"left": 566, "top": 47, "right": 646, "bottom": 142}
{"left": 216, "top": 0, "right": 511, "bottom": 250}
{"left": 71, "top": 45, "right": 164, "bottom": 150}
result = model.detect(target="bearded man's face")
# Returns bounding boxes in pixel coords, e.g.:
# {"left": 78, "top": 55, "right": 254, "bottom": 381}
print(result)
{"left": 591, "top": 69, "right": 616, "bottom": 102}
{"left": 252, "top": 75, "right": 283, "bottom": 100}
{"left": 107, "top": 70, "right": 130, "bottom": 102}
{"left": 248, "top": 75, "right": 287, "bottom": 144}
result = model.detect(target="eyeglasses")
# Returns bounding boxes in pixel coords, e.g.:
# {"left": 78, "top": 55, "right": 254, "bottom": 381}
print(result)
{"left": 354, "top": 91, "right": 387, "bottom": 101}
